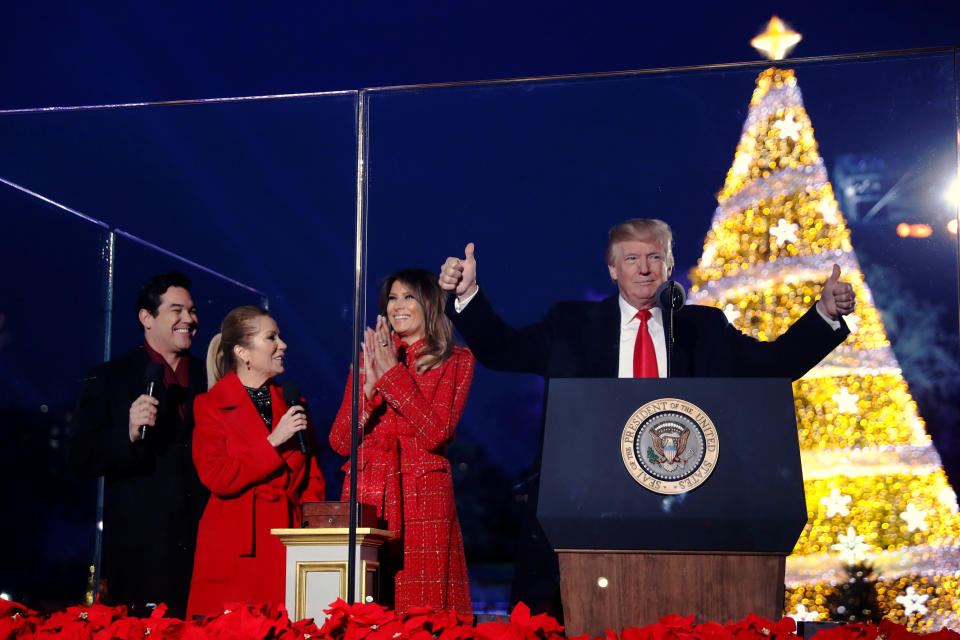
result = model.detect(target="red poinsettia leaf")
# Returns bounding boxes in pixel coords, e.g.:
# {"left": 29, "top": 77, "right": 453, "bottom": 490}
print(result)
{"left": 93, "top": 616, "right": 144, "bottom": 640}
{"left": 408, "top": 629, "right": 436, "bottom": 640}
{"left": 621, "top": 626, "right": 654, "bottom": 640}
{"left": 693, "top": 621, "right": 733, "bottom": 640}
{"left": 605, "top": 629, "right": 620, "bottom": 640}
{"left": 509, "top": 603, "right": 531, "bottom": 627}
{"left": 658, "top": 616, "right": 695, "bottom": 630}
{"left": 527, "top": 612, "right": 564, "bottom": 636}
{"left": 348, "top": 602, "right": 394, "bottom": 627}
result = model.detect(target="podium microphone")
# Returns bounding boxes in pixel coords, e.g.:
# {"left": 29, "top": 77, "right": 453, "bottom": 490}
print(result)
{"left": 656, "top": 281, "right": 686, "bottom": 378}
{"left": 140, "top": 361, "right": 165, "bottom": 441}
{"left": 281, "top": 381, "right": 309, "bottom": 455}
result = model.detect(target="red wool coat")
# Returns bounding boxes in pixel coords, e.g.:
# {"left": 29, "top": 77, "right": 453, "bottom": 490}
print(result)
{"left": 330, "top": 338, "right": 474, "bottom": 616}
{"left": 187, "top": 371, "right": 326, "bottom": 618}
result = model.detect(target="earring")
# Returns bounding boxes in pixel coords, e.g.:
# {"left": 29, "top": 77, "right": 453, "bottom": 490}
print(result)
{"left": 245, "top": 360, "right": 251, "bottom": 370}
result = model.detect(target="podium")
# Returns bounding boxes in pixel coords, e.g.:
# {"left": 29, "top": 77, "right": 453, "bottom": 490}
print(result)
{"left": 537, "top": 378, "right": 806, "bottom": 635}
{"left": 272, "top": 527, "right": 392, "bottom": 622}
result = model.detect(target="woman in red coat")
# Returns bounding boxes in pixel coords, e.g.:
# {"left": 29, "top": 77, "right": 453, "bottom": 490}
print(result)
{"left": 330, "top": 268, "right": 474, "bottom": 617}
{"left": 187, "top": 306, "right": 325, "bottom": 618}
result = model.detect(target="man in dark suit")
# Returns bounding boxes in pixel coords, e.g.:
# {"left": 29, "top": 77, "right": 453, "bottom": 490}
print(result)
{"left": 70, "top": 272, "right": 209, "bottom": 618}
{"left": 438, "top": 218, "right": 856, "bottom": 613}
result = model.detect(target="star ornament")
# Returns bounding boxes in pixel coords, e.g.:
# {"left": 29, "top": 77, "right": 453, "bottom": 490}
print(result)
{"left": 895, "top": 586, "right": 929, "bottom": 617}
{"left": 832, "top": 387, "right": 860, "bottom": 414}
{"left": 769, "top": 218, "right": 799, "bottom": 246}
{"left": 776, "top": 114, "right": 803, "bottom": 141}
{"left": 820, "top": 488, "right": 851, "bottom": 518}
{"left": 831, "top": 526, "right": 871, "bottom": 564}
{"left": 751, "top": 16, "right": 802, "bottom": 61}
{"left": 900, "top": 503, "right": 928, "bottom": 532}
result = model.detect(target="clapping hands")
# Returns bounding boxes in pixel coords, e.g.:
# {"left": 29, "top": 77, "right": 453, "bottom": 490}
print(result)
{"left": 362, "top": 315, "right": 398, "bottom": 400}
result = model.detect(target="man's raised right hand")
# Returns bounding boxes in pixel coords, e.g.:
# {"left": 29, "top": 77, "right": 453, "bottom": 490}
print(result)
{"left": 439, "top": 242, "right": 478, "bottom": 301}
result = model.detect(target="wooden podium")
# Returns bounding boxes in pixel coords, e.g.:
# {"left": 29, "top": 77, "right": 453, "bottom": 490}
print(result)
{"left": 538, "top": 379, "right": 807, "bottom": 636}
{"left": 273, "top": 503, "right": 391, "bottom": 623}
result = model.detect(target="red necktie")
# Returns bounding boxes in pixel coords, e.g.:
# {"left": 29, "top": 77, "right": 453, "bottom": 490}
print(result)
{"left": 633, "top": 309, "right": 658, "bottom": 378}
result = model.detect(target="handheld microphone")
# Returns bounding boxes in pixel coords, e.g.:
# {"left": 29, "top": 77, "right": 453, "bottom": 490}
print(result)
{"left": 281, "top": 381, "right": 309, "bottom": 455}
{"left": 140, "top": 361, "right": 165, "bottom": 441}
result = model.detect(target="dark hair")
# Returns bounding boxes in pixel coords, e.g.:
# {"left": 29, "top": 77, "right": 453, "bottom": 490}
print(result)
{"left": 206, "top": 305, "right": 272, "bottom": 387}
{"left": 136, "top": 271, "right": 192, "bottom": 320}
{"left": 378, "top": 268, "right": 454, "bottom": 372}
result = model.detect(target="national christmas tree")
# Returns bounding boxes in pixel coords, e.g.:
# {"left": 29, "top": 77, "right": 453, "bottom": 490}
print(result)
{"left": 687, "top": 64, "right": 960, "bottom": 630}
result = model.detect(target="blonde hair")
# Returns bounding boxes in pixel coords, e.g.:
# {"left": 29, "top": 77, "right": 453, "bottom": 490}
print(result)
{"left": 606, "top": 218, "right": 675, "bottom": 273}
{"left": 205, "top": 305, "right": 271, "bottom": 387}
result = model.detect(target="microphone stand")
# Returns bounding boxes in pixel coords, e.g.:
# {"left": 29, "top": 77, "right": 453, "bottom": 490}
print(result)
{"left": 666, "top": 282, "right": 675, "bottom": 378}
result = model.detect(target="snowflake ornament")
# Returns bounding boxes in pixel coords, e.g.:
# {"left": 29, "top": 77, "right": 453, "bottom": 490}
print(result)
{"left": 701, "top": 244, "right": 717, "bottom": 268}
{"left": 776, "top": 113, "right": 803, "bottom": 140}
{"left": 831, "top": 526, "right": 871, "bottom": 564}
{"left": 820, "top": 488, "right": 852, "bottom": 518}
{"left": 938, "top": 486, "right": 959, "bottom": 514}
{"left": 732, "top": 152, "right": 753, "bottom": 176}
{"left": 722, "top": 303, "right": 741, "bottom": 323}
{"left": 900, "top": 503, "right": 928, "bottom": 532}
{"left": 788, "top": 604, "right": 821, "bottom": 622}
{"left": 895, "top": 586, "right": 929, "bottom": 617}
{"left": 843, "top": 314, "right": 861, "bottom": 334}
{"left": 817, "top": 199, "right": 840, "bottom": 225}
{"left": 832, "top": 388, "right": 860, "bottom": 414}
{"left": 770, "top": 218, "right": 799, "bottom": 246}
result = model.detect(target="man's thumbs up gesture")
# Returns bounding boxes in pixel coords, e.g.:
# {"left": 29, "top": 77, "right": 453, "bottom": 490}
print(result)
{"left": 817, "top": 263, "right": 856, "bottom": 321}
{"left": 439, "top": 243, "right": 479, "bottom": 301}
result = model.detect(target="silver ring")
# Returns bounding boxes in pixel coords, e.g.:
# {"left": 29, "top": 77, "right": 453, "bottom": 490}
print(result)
{"left": 380, "top": 341, "right": 388, "bottom": 347}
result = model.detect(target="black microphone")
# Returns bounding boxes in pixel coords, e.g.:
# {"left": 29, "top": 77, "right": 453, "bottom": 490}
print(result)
{"left": 140, "top": 361, "right": 165, "bottom": 441}
{"left": 655, "top": 281, "right": 686, "bottom": 378}
{"left": 281, "top": 381, "right": 309, "bottom": 455}
{"left": 656, "top": 280, "right": 686, "bottom": 310}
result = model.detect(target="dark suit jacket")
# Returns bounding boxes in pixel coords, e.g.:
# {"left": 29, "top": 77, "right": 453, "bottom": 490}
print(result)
{"left": 446, "top": 288, "right": 849, "bottom": 380}
{"left": 446, "top": 287, "right": 850, "bottom": 615}
{"left": 70, "top": 346, "right": 209, "bottom": 618}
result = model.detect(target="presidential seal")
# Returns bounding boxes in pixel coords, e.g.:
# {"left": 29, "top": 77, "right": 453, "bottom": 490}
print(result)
{"left": 620, "top": 398, "right": 719, "bottom": 495}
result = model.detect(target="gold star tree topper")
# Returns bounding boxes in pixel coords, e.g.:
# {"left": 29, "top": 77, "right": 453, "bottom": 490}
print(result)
{"left": 751, "top": 16, "right": 802, "bottom": 60}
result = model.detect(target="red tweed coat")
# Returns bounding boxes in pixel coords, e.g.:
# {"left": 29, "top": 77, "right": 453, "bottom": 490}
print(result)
{"left": 187, "top": 371, "right": 326, "bottom": 618}
{"left": 330, "top": 338, "right": 473, "bottom": 616}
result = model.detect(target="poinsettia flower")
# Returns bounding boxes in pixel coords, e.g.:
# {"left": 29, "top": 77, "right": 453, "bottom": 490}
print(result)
{"left": 93, "top": 616, "right": 145, "bottom": 640}
{"left": 366, "top": 619, "right": 406, "bottom": 640}
{"left": 346, "top": 602, "right": 394, "bottom": 627}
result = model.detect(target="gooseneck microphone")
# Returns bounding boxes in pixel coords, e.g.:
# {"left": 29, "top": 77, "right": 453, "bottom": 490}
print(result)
{"left": 655, "top": 281, "right": 686, "bottom": 378}
{"left": 140, "top": 361, "right": 165, "bottom": 441}
{"left": 281, "top": 381, "right": 309, "bottom": 455}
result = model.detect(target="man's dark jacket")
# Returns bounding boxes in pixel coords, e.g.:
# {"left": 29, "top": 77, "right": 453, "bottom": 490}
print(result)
{"left": 446, "top": 287, "right": 849, "bottom": 615}
{"left": 447, "top": 289, "right": 848, "bottom": 379}
{"left": 70, "top": 346, "right": 209, "bottom": 618}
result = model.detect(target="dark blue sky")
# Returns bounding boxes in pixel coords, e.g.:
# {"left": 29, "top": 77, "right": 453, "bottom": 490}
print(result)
{"left": 1, "top": 1, "right": 956, "bottom": 110}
